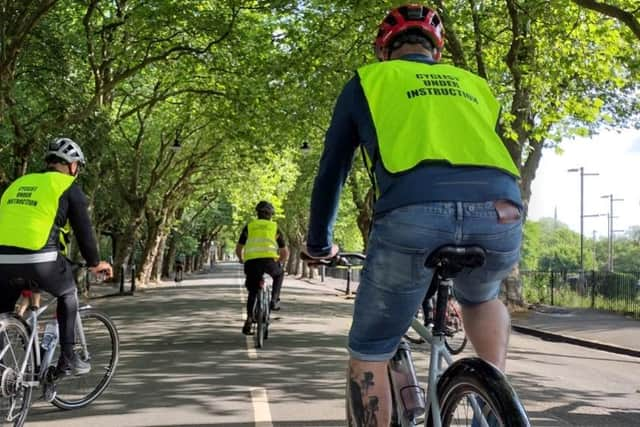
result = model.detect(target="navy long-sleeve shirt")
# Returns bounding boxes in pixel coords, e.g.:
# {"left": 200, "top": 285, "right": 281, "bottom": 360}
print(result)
{"left": 306, "top": 54, "right": 522, "bottom": 256}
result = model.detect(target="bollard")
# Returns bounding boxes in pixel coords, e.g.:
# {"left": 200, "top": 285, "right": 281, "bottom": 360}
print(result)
{"left": 345, "top": 266, "right": 352, "bottom": 295}
{"left": 130, "top": 265, "right": 136, "bottom": 295}
{"left": 119, "top": 265, "right": 125, "bottom": 295}
{"left": 321, "top": 265, "right": 325, "bottom": 282}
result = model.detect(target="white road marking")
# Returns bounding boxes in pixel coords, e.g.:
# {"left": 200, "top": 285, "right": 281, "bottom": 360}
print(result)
{"left": 250, "top": 387, "right": 273, "bottom": 426}
{"left": 246, "top": 336, "right": 258, "bottom": 359}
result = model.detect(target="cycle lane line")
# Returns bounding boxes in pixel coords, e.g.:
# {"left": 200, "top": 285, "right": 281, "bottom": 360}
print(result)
{"left": 237, "top": 274, "right": 274, "bottom": 426}
{"left": 250, "top": 387, "right": 274, "bottom": 426}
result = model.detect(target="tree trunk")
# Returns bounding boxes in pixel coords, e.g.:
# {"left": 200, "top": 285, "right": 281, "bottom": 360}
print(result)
{"left": 138, "top": 227, "right": 159, "bottom": 285}
{"left": 349, "top": 174, "right": 373, "bottom": 251}
{"left": 112, "top": 202, "right": 145, "bottom": 280}
{"left": 286, "top": 243, "right": 300, "bottom": 275}
{"left": 112, "top": 231, "right": 134, "bottom": 284}
{"left": 151, "top": 234, "right": 167, "bottom": 282}
{"left": 138, "top": 207, "right": 169, "bottom": 285}
{"left": 356, "top": 188, "right": 374, "bottom": 251}
{"left": 217, "top": 242, "right": 226, "bottom": 261}
{"left": 286, "top": 248, "right": 299, "bottom": 275}
{"left": 163, "top": 231, "right": 177, "bottom": 278}
{"left": 210, "top": 241, "right": 218, "bottom": 264}
{"left": 197, "top": 238, "right": 211, "bottom": 270}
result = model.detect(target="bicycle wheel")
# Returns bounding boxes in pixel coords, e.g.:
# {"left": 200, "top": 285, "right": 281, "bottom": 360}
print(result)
{"left": 444, "top": 301, "right": 467, "bottom": 355}
{"left": 429, "top": 357, "right": 529, "bottom": 427}
{"left": 52, "top": 309, "right": 119, "bottom": 410}
{"left": 0, "top": 314, "right": 33, "bottom": 427}
{"left": 264, "top": 287, "right": 271, "bottom": 341}
{"left": 254, "top": 289, "right": 265, "bottom": 349}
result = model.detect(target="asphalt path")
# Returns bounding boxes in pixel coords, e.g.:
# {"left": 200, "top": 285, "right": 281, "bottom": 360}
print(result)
{"left": 25, "top": 264, "right": 640, "bottom": 427}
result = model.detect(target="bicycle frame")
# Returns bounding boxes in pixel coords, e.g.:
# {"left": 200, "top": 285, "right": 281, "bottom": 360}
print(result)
{"left": 398, "top": 279, "right": 485, "bottom": 427}
{"left": 22, "top": 300, "right": 52, "bottom": 386}
{"left": 10, "top": 293, "right": 91, "bottom": 388}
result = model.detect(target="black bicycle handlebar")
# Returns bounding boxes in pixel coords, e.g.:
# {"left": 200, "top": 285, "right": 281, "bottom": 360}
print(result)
{"left": 300, "top": 251, "right": 366, "bottom": 267}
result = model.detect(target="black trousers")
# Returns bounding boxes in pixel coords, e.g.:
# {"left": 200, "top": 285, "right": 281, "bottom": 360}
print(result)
{"left": 0, "top": 255, "right": 78, "bottom": 360}
{"left": 243, "top": 258, "right": 284, "bottom": 317}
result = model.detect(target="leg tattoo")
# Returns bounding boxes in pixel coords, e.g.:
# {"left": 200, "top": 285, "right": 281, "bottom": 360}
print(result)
{"left": 348, "top": 371, "right": 380, "bottom": 427}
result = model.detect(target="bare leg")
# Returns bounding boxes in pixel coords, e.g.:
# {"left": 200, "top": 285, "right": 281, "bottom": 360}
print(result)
{"left": 346, "top": 358, "right": 391, "bottom": 427}
{"left": 461, "top": 298, "right": 510, "bottom": 371}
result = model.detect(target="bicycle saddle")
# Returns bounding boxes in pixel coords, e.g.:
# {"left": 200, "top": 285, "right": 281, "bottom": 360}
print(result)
{"left": 8, "top": 277, "right": 40, "bottom": 291}
{"left": 425, "top": 245, "right": 486, "bottom": 277}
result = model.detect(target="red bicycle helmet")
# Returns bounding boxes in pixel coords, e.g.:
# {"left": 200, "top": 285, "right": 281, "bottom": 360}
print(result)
{"left": 374, "top": 4, "right": 445, "bottom": 61}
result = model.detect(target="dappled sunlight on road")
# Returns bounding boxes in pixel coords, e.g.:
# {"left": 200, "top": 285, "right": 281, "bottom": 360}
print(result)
{"left": 25, "top": 264, "right": 640, "bottom": 426}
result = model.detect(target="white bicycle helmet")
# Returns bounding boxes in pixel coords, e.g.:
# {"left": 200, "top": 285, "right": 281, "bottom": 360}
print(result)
{"left": 46, "top": 137, "right": 86, "bottom": 166}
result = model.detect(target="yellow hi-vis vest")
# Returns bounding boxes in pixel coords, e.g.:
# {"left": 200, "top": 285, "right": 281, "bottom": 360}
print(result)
{"left": 357, "top": 61, "right": 520, "bottom": 178}
{"left": 244, "top": 219, "right": 279, "bottom": 261}
{"left": 0, "top": 172, "right": 76, "bottom": 250}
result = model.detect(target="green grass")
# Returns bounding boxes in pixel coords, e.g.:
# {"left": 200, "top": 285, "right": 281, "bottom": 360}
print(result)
{"left": 522, "top": 279, "right": 640, "bottom": 319}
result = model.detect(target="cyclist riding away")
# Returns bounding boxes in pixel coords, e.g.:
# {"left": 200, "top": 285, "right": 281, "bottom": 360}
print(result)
{"left": 303, "top": 4, "right": 523, "bottom": 425}
{"left": 0, "top": 137, "right": 113, "bottom": 377}
{"left": 236, "top": 201, "right": 289, "bottom": 335}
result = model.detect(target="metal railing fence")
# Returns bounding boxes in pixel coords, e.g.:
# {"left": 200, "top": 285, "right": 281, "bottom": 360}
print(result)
{"left": 521, "top": 270, "right": 640, "bottom": 319}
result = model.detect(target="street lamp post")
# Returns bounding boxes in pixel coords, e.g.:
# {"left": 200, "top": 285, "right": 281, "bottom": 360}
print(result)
{"left": 583, "top": 214, "right": 606, "bottom": 270}
{"left": 600, "top": 194, "right": 624, "bottom": 272}
{"left": 568, "top": 167, "right": 599, "bottom": 278}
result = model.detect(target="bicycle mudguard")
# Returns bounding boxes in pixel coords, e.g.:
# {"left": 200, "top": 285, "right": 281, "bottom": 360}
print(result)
{"left": 436, "top": 357, "right": 530, "bottom": 427}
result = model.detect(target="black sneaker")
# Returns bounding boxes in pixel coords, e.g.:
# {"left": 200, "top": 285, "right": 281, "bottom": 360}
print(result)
{"left": 56, "top": 353, "right": 91, "bottom": 377}
{"left": 242, "top": 319, "right": 253, "bottom": 335}
{"left": 270, "top": 300, "right": 281, "bottom": 311}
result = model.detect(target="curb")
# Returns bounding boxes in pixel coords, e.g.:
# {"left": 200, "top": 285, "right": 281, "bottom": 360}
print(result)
{"left": 511, "top": 324, "right": 640, "bottom": 358}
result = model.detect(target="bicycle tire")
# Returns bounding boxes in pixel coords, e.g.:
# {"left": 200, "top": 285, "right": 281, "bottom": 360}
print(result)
{"left": 428, "top": 357, "right": 529, "bottom": 427}
{"left": 254, "top": 289, "right": 265, "bottom": 349}
{"left": 445, "top": 334, "right": 467, "bottom": 355}
{"left": 52, "top": 309, "right": 119, "bottom": 410}
{"left": 444, "top": 323, "right": 467, "bottom": 355}
{"left": 443, "top": 299, "right": 467, "bottom": 355}
{"left": 0, "top": 314, "right": 34, "bottom": 427}
{"left": 264, "top": 287, "right": 271, "bottom": 341}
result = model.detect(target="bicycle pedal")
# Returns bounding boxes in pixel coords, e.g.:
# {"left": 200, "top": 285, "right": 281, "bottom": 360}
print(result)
{"left": 42, "top": 385, "right": 57, "bottom": 402}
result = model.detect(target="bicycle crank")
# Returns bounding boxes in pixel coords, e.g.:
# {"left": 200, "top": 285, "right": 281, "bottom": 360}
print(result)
{"left": 1, "top": 367, "right": 18, "bottom": 397}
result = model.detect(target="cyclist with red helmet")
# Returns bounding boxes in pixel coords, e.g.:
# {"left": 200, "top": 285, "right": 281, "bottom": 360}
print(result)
{"left": 304, "top": 4, "right": 522, "bottom": 424}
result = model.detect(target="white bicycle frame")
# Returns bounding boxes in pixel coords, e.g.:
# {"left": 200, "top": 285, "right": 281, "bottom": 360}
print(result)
{"left": 4, "top": 291, "right": 90, "bottom": 389}
{"left": 398, "top": 278, "right": 487, "bottom": 427}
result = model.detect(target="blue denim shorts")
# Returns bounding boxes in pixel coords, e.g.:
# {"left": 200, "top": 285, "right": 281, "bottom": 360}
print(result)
{"left": 347, "top": 201, "right": 522, "bottom": 361}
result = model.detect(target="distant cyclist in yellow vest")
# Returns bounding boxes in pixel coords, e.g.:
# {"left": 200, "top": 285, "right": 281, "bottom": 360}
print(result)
{"left": 236, "top": 201, "right": 289, "bottom": 335}
{"left": 0, "top": 137, "right": 113, "bottom": 377}
{"left": 303, "top": 4, "right": 523, "bottom": 425}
